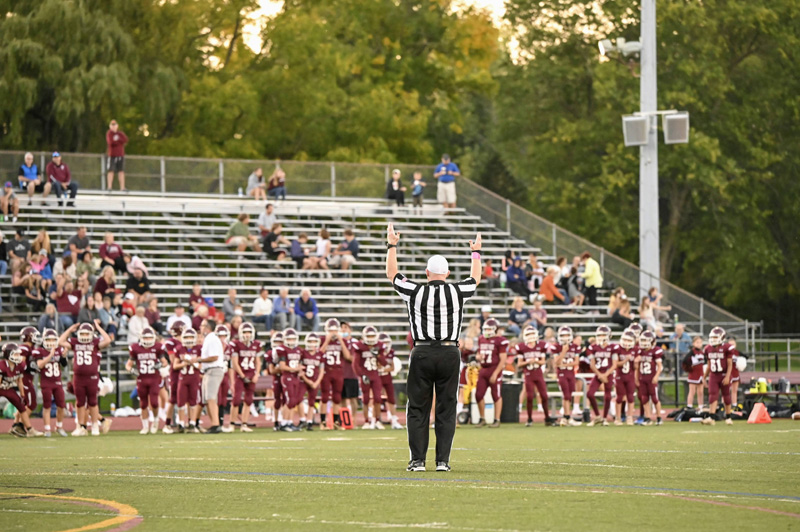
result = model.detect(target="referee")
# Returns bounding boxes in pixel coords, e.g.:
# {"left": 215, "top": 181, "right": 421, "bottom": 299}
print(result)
{"left": 386, "top": 222, "right": 481, "bottom": 472}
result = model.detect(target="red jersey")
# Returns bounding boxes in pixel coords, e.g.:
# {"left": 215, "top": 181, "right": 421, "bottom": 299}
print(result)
{"left": 476, "top": 335, "right": 509, "bottom": 370}
{"left": 279, "top": 346, "right": 304, "bottom": 371}
{"left": 638, "top": 347, "right": 663, "bottom": 380}
{"left": 0, "top": 359, "right": 26, "bottom": 390}
{"left": 301, "top": 349, "right": 325, "bottom": 382}
{"left": 18, "top": 344, "right": 37, "bottom": 385}
{"left": 322, "top": 338, "right": 347, "bottom": 371}
{"left": 163, "top": 337, "right": 183, "bottom": 377}
{"left": 586, "top": 343, "right": 615, "bottom": 375}
{"left": 223, "top": 342, "right": 235, "bottom": 369}
{"left": 106, "top": 129, "right": 128, "bottom": 157}
{"left": 69, "top": 337, "right": 102, "bottom": 377}
{"left": 612, "top": 344, "right": 636, "bottom": 379}
{"left": 513, "top": 341, "right": 550, "bottom": 374}
{"left": 688, "top": 347, "right": 706, "bottom": 381}
{"left": 128, "top": 342, "right": 167, "bottom": 380}
{"left": 553, "top": 342, "right": 581, "bottom": 370}
{"left": 378, "top": 348, "right": 395, "bottom": 377}
{"left": 34, "top": 346, "right": 66, "bottom": 387}
{"left": 350, "top": 340, "right": 384, "bottom": 377}
{"left": 178, "top": 345, "right": 202, "bottom": 383}
{"left": 232, "top": 339, "right": 263, "bottom": 378}
{"left": 704, "top": 343, "right": 734, "bottom": 374}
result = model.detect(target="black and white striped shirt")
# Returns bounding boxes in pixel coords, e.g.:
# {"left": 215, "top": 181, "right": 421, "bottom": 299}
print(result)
{"left": 392, "top": 273, "right": 477, "bottom": 342}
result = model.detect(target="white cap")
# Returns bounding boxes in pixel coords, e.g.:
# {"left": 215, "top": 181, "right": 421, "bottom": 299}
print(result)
{"left": 481, "top": 305, "right": 492, "bottom": 313}
{"left": 426, "top": 255, "right": 449, "bottom": 275}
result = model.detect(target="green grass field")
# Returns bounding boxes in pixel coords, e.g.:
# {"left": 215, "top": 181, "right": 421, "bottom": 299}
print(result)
{"left": 1, "top": 423, "right": 799, "bottom": 532}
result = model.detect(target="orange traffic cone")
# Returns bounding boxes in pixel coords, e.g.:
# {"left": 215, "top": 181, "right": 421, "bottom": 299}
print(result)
{"left": 747, "top": 402, "right": 772, "bottom": 424}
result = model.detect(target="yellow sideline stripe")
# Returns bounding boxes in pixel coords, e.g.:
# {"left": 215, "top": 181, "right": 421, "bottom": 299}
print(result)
{"left": 0, "top": 492, "right": 140, "bottom": 532}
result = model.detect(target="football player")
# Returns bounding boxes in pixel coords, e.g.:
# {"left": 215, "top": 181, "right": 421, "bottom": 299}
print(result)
{"left": 299, "top": 332, "right": 325, "bottom": 430}
{"left": 173, "top": 328, "right": 203, "bottom": 432}
{"left": 339, "top": 321, "right": 360, "bottom": 420}
{"left": 377, "top": 332, "right": 403, "bottom": 429}
{"left": 512, "top": 326, "right": 551, "bottom": 426}
{"left": 215, "top": 324, "right": 235, "bottom": 433}
{"left": 685, "top": 335, "right": 706, "bottom": 412}
{"left": 702, "top": 326, "right": 734, "bottom": 426}
{"left": 553, "top": 326, "right": 582, "bottom": 426}
{"left": 231, "top": 322, "right": 263, "bottom": 432}
{"left": 634, "top": 330, "right": 663, "bottom": 426}
{"left": 161, "top": 321, "right": 186, "bottom": 434}
{"left": 474, "top": 318, "right": 508, "bottom": 428}
{"left": 351, "top": 326, "right": 385, "bottom": 429}
{"left": 586, "top": 325, "right": 615, "bottom": 426}
{"left": 278, "top": 328, "right": 305, "bottom": 431}
{"left": 59, "top": 322, "right": 112, "bottom": 436}
{"left": 318, "top": 318, "right": 352, "bottom": 429}
{"left": 1, "top": 343, "right": 33, "bottom": 437}
{"left": 18, "top": 326, "right": 44, "bottom": 436}
{"left": 36, "top": 329, "right": 69, "bottom": 437}
{"left": 267, "top": 331, "right": 286, "bottom": 430}
{"left": 613, "top": 329, "right": 638, "bottom": 426}
{"left": 126, "top": 327, "right": 170, "bottom": 434}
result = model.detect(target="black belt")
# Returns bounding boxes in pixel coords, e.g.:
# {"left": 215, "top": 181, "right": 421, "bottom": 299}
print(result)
{"left": 414, "top": 341, "right": 459, "bottom": 347}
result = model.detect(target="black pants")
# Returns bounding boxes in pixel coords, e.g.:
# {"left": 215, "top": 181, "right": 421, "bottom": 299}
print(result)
{"left": 586, "top": 285, "right": 598, "bottom": 306}
{"left": 406, "top": 345, "right": 460, "bottom": 463}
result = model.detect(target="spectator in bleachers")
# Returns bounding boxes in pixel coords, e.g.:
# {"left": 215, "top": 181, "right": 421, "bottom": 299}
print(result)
{"left": 124, "top": 253, "right": 149, "bottom": 277}
{"left": 272, "top": 287, "right": 294, "bottom": 330}
{"left": 530, "top": 297, "right": 548, "bottom": 334}
{"left": 267, "top": 168, "right": 287, "bottom": 201}
{"left": 30, "top": 250, "right": 53, "bottom": 293}
{"left": 294, "top": 288, "right": 319, "bottom": 332}
{"left": 566, "top": 267, "right": 585, "bottom": 307}
{"left": 506, "top": 256, "right": 530, "bottom": 298}
{"left": 78, "top": 293, "right": 100, "bottom": 324}
{"left": 556, "top": 256, "right": 570, "bottom": 279}
{"left": 579, "top": 252, "right": 603, "bottom": 306}
{"left": 9, "top": 229, "right": 31, "bottom": 273}
{"left": 122, "top": 292, "right": 136, "bottom": 319}
{"left": 482, "top": 258, "right": 498, "bottom": 291}
{"left": 411, "top": 171, "right": 426, "bottom": 213}
{"left": 246, "top": 168, "right": 267, "bottom": 202}
{"left": 11, "top": 262, "right": 31, "bottom": 297}
{"left": 314, "top": 229, "right": 331, "bottom": 272}
{"left": 647, "top": 287, "right": 672, "bottom": 323}
{"left": 329, "top": 229, "right": 359, "bottom": 271}
{"left": 106, "top": 119, "right": 129, "bottom": 192}
{"left": 257, "top": 203, "right": 276, "bottom": 236}
{"left": 262, "top": 223, "right": 290, "bottom": 261}
{"left": 222, "top": 288, "right": 238, "bottom": 321}
{"left": 524, "top": 254, "right": 544, "bottom": 291}
{"left": 480, "top": 305, "right": 492, "bottom": 326}
{"left": 2, "top": 181, "right": 20, "bottom": 223}
{"left": 386, "top": 169, "right": 406, "bottom": 207}
{"left": 166, "top": 302, "right": 192, "bottom": 332}
{"left": 507, "top": 297, "right": 532, "bottom": 337}
{"left": 251, "top": 287, "right": 273, "bottom": 331}
{"left": 610, "top": 295, "right": 633, "bottom": 328}
{"left": 55, "top": 277, "right": 82, "bottom": 328}
{"left": 24, "top": 274, "right": 45, "bottom": 312}
{"left": 125, "top": 267, "right": 151, "bottom": 306}
{"left": 69, "top": 226, "right": 92, "bottom": 261}
{"left": 226, "top": 213, "right": 262, "bottom": 254}
{"left": 98, "top": 295, "right": 119, "bottom": 341}
{"left": 290, "top": 233, "right": 313, "bottom": 269}
{"left": 127, "top": 305, "right": 149, "bottom": 345}
{"left": 229, "top": 313, "right": 243, "bottom": 337}
{"left": 32, "top": 229, "right": 54, "bottom": 265}
{"left": 189, "top": 283, "right": 204, "bottom": 311}
{"left": 146, "top": 297, "right": 165, "bottom": 335}
{"left": 607, "top": 287, "right": 625, "bottom": 315}
{"left": 93, "top": 266, "right": 116, "bottom": 296}
{"left": 540, "top": 266, "right": 569, "bottom": 305}
{"left": 461, "top": 319, "right": 481, "bottom": 345}
{"left": 0, "top": 231, "right": 7, "bottom": 276}
{"left": 99, "top": 232, "right": 126, "bottom": 274}
{"left": 45, "top": 152, "right": 78, "bottom": 207}
{"left": 434, "top": 153, "right": 459, "bottom": 210}
{"left": 191, "top": 303, "right": 209, "bottom": 330}
{"left": 18, "top": 152, "right": 52, "bottom": 205}
{"left": 639, "top": 299, "right": 658, "bottom": 331}
{"left": 52, "top": 252, "right": 76, "bottom": 281}
{"left": 543, "top": 326, "right": 556, "bottom": 344}
{"left": 75, "top": 251, "right": 96, "bottom": 288}
{"left": 669, "top": 323, "right": 692, "bottom": 358}
{"left": 38, "top": 303, "right": 60, "bottom": 333}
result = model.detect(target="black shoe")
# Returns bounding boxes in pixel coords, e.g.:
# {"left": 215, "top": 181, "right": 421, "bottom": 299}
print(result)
{"left": 177, "top": 425, "right": 185, "bottom": 434}
{"left": 206, "top": 425, "right": 222, "bottom": 434}
{"left": 406, "top": 460, "right": 426, "bottom": 472}
{"left": 298, "top": 421, "right": 308, "bottom": 430}
{"left": 306, "top": 423, "right": 314, "bottom": 431}
{"left": 435, "top": 461, "right": 451, "bottom": 472}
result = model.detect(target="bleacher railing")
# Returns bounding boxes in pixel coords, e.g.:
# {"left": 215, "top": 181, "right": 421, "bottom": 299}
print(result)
{"left": 1, "top": 149, "right": 750, "bottom": 338}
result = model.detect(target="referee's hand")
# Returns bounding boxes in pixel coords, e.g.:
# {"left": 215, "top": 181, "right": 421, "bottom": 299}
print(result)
{"left": 469, "top": 232, "right": 482, "bottom": 251}
{"left": 387, "top": 223, "right": 400, "bottom": 245}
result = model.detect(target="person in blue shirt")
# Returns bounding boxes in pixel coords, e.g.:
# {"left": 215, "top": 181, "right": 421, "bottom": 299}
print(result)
{"left": 329, "top": 229, "right": 359, "bottom": 270}
{"left": 507, "top": 297, "right": 532, "bottom": 337}
{"left": 506, "top": 257, "right": 531, "bottom": 298}
{"left": 294, "top": 288, "right": 319, "bottom": 332}
{"left": 272, "top": 287, "right": 295, "bottom": 330}
{"left": 18, "top": 152, "right": 52, "bottom": 205}
{"left": 434, "top": 153, "right": 460, "bottom": 210}
{"left": 410, "top": 171, "right": 426, "bottom": 214}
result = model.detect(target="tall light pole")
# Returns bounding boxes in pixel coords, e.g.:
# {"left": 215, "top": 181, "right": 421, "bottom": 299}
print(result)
{"left": 639, "top": 0, "right": 660, "bottom": 295}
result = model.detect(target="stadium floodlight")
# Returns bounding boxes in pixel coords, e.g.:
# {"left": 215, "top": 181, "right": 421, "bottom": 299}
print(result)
{"left": 622, "top": 115, "right": 649, "bottom": 147}
{"left": 662, "top": 111, "right": 690, "bottom": 144}
{"left": 598, "top": 37, "right": 642, "bottom": 58}
{"left": 598, "top": 39, "right": 614, "bottom": 57}
{"left": 620, "top": 41, "right": 643, "bottom": 57}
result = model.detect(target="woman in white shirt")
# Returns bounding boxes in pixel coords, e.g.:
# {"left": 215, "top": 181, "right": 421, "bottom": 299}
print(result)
{"left": 315, "top": 229, "right": 331, "bottom": 271}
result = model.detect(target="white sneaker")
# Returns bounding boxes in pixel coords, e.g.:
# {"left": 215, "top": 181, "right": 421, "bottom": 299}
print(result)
{"left": 163, "top": 425, "right": 174, "bottom": 434}
{"left": 221, "top": 425, "right": 234, "bottom": 433}
{"left": 374, "top": 421, "right": 385, "bottom": 430}
{"left": 362, "top": 422, "right": 375, "bottom": 430}
{"left": 72, "top": 427, "right": 88, "bottom": 437}
{"left": 91, "top": 425, "right": 100, "bottom": 436}
{"left": 57, "top": 428, "right": 69, "bottom": 437}
{"left": 586, "top": 419, "right": 596, "bottom": 427}
{"left": 150, "top": 423, "right": 158, "bottom": 434}
{"left": 139, "top": 425, "right": 149, "bottom": 435}
{"left": 241, "top": 425, "right": 253, "bottom": 433}
{"left": 568, "top": 419, "right": 582, "bottom": 427}
{"left": 44, "top": 431, "right": 52, "bottom": 437}
{"left": 101, "top": 418, "right": 112, "bottom": 434}
{"left": 27, "top": 427, "right": 43, "bottom": 437}
{"left": 725, "top": 418, "right": 733, "bottom": 425}
{"left": 391, "top": 419, "right": 404, "bottom": 430}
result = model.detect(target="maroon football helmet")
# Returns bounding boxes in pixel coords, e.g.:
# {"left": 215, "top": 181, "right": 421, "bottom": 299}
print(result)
{"left": 77, "top": 323, "right": 95, "bottom": 344}
{"left": 361, "top": 326, "right": 378, "bottom": 346}
{"left": 482, "top": 318, "right": 499, "bottom": 338}
{"left": 628, "top": 323, "right": 643, "bottom": 339}
{"left": 42, "top": 328, "right": 59, "bottom": 350}
{"left": 523, "top": 326, "right": 539, "bottom": 344}
{"left": 324, "top": 318, "right": 341, "bottom": 335}
{"left": 271, "top": 331, "right": 284, "bottom": 346}
{"left": 239, "top": 322, "right": 255, "bottom": 344}
{"left": 639, "top": 330, "right": 656, "bottom": 350}
{"left": 305, "top": 332, "right": 320, "bottom": 351}
{"left": 377, "top": 332, "right": 392, "bottom": 350}
{"left": 3, "top": 343, "right": 23, "bottom": 365}
{"left": 595, "top": 325, "right": 611, "bottom": 345}
{"left": 557, "top": 325, "right": 573, "bottom": 345}
{"left": 169, "top": 320, "right": 186, "bottom": 339}
{"left": 620, "top": 329, "right": 636, "bottom": 350}
{"left": 20, "top": 326, "right": 41, "bottom": 346}
{"left": 140, "top": 327, "right": 156, "bottom": 348}
{"left": 181, "top": 328, "right": 197, "bottom": 349}
{"left": 283, "top": 328, "right": 299, "bottom": 349}
{"left": 215, "top": 324, "right": 230, "bottom": 340}
{"left": 708, "top": 326, "right": 726, "bottom": 347}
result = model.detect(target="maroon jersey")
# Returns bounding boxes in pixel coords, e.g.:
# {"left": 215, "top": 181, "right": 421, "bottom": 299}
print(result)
{"left": 128, "top": 342, "right": 167, "bottom": 380}
{"left": 553, "top": 342, "right": 581, "bottom": 370}
{"left": 704, "top": 343, "right": 734, "bottom": 374}
{"left": 513, "top": 341, "right": 550, "bottom": 374}
{"left": 688, "top": 347, "right": 705, "bottom": 381}
{"left": 731, "top": 349, "right": 741, "bottom": 380}
{"left": 0, "top": 359, "right": 26, "bottom": 390}
{"left": 18, "top": 344, "right": 39, "bottom": 386}
{"left": 301, "top": 349, "right": 325, "bottom": 382}
{"left": 638, "top": 347, "right": 663, "bottom": 380}
{"left": 322, "top": 338, "right": 346, "bottom": 371}
{"left": 351, "top": 340, "right": 383, "bottom": 377}
{"left": 279, "top": 346, "right": 304, "bottom": 372}
{"left": 612, "top": 344, "right": 636, "bottom": 379}
{"left": 178, "top": 345, "right": 202, "bottom": 383}
{"left": 223, "top": 342, "right": 235, "bottom": 369}
{"left": 378, "top": 348, "right": 395, "bottom": 377}
{"left": 34, "top": 346, "right": 66, "bottom": 387}
{"left": 476, "top": 335, "right": 509, "bottom": 370}
{"left": 586, "top": 343, "right": 615, "bottom": 375}
{"left": 69, "top": 337, "right": 102, "bottom": 377}
{"left": 232, "top": 339, "right": 263, "bottom": 378}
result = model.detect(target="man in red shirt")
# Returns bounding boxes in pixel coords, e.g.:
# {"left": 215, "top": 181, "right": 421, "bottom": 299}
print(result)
{"left": 106, "top": 119, "right": 128, "bottom": 192}
{"left": 99, "top": 232, "right": 127, "bottom": 273}
{"left": 45, "top": 152, "right": 78, "bottom": 207}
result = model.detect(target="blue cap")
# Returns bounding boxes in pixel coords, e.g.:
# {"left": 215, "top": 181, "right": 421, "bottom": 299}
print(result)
{"left": 204, "top": 296, "right": 215, "bottom": 307}
{"left": 52, "top": 151, "right": 60, "bottom": 157}
{"left": 4, "top": 181, "right": 11, "bottom": 188}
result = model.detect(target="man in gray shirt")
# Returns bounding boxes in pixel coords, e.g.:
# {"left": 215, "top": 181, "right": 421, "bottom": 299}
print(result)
{"left": 68, "top": 226, "right": 92, "bottom": 260}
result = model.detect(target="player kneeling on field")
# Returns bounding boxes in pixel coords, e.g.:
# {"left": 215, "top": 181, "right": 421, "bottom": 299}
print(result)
{"left": 231, "top": 322, "right": 263, "bottom": 432}
{"left": 127, "top": 327, "right": 169, "bottom": 434}
{"left": 174, "top": 328, "right": 203, "bottom": 433}
{"left": 299, "top": 332, "right": 325, "bottom": 430}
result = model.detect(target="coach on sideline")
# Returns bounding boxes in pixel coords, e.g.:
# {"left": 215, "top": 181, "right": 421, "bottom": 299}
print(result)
{"left": 386, "top": 222, "right": 480, "bottom": 472}
{"left": 195, "top": 320, "right": 226, "bottom": 434}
